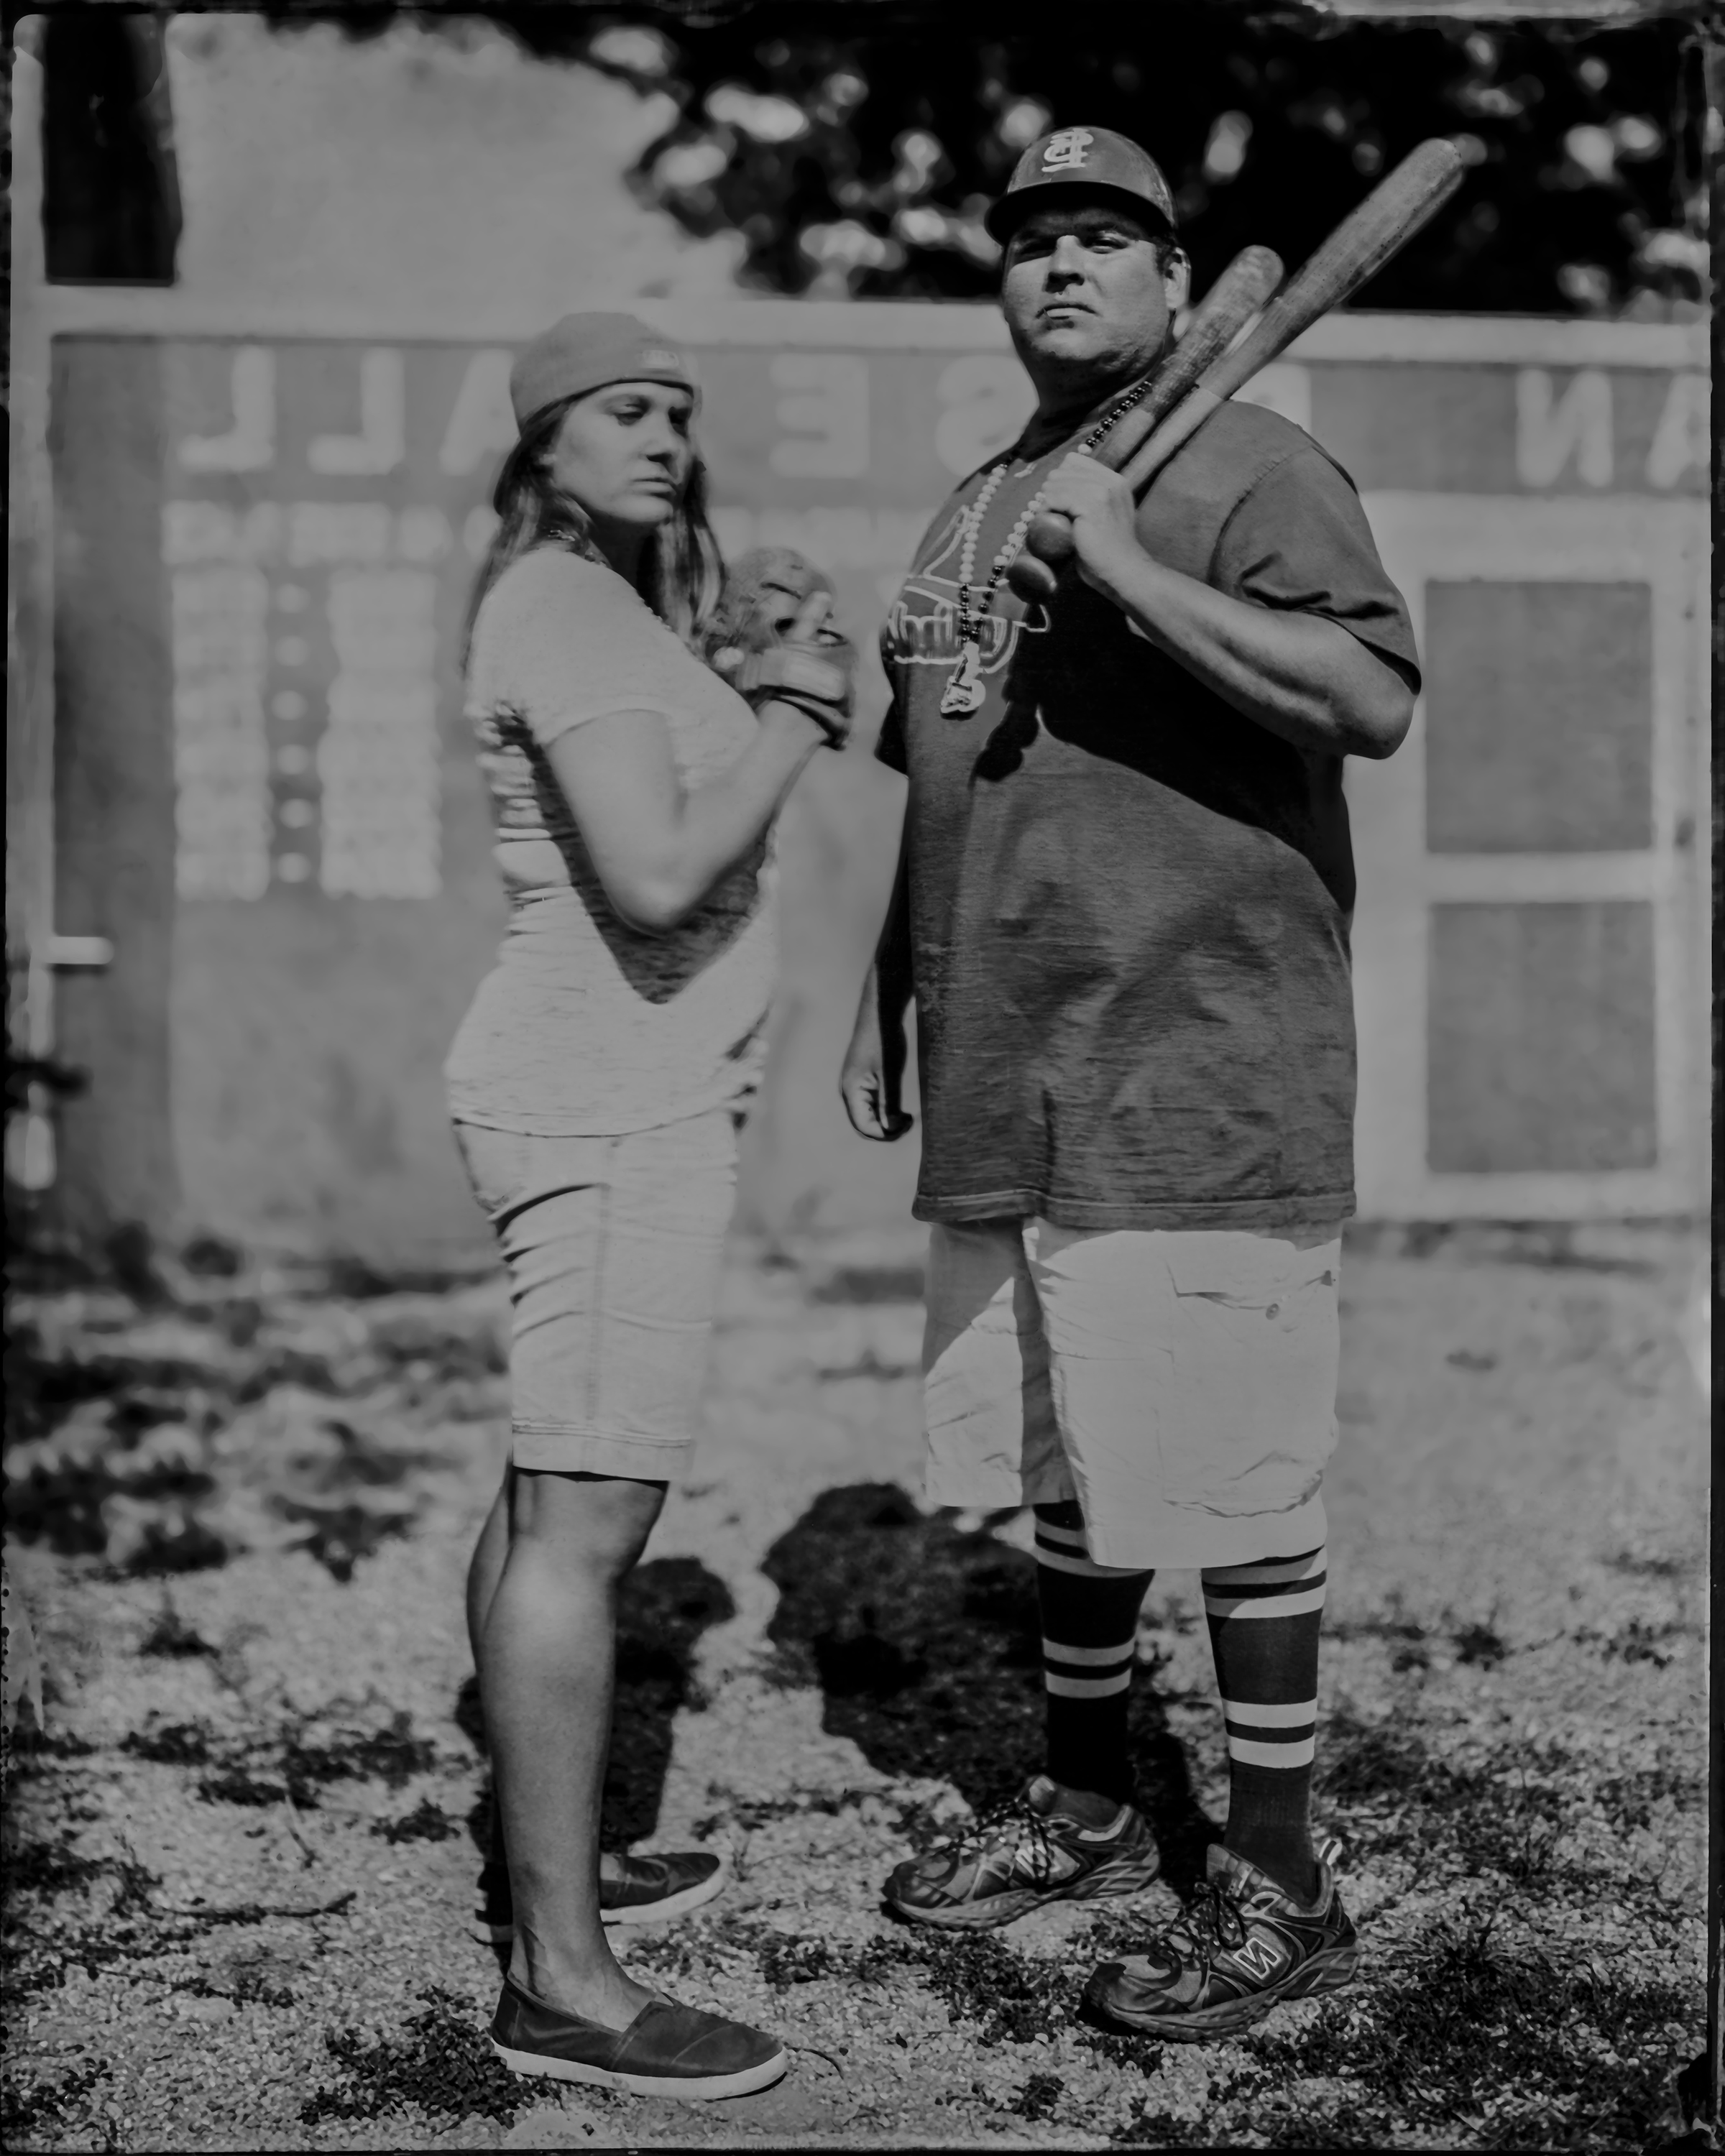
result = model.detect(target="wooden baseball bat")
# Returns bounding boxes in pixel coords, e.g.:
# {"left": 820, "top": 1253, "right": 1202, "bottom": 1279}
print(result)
{"left": 1008, "top": 136, "right": 1466, "bottom": 602}
{"left": 1006, "top": 244, "right": 1284, "bottom": 607}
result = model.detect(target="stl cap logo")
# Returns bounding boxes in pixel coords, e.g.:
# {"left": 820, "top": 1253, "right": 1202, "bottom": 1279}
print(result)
{"left": 1041, "top": 127, "right": 1095, "bottom": 172}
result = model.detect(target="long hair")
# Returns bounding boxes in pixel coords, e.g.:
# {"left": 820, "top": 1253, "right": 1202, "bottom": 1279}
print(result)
{"left": 461, "top": 394, "right": 725, "bottom": 671}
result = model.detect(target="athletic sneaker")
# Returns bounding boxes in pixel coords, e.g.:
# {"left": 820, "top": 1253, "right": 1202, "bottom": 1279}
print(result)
{"left": 490, "top": 1969, "right": 786, "bottom": 2099}
{"left": 473, "top": 1849, "right": 727, "bottom": 1946}
{"left": 883, "top": 1774, "right": 1161, "bottom": 1930}
{"left": 1082, "top": 1843, "right": 1358, "bottom": 2041}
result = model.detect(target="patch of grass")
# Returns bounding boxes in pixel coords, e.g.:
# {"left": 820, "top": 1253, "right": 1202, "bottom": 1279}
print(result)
{"left": 1453, "top": 1621, "right": 1507, "bottom": 1667}
{"left": 300, "top": 1986, "right": 528, "bottom": 2125}
{"left": 9, "top": 1728, "right": 102, "bottom": 1766}
{"left": 755, "top": 1927, "right": 904, "bottom": 1990}
{"left": 1, "top": 1829, "right": 167, "bottom": 1995}
{"left": 196, "top": 1767, "right": 288, "bottom": 1807}
{"left": 1110, "top": 2099, "right": 1197, "bottom": 2145}
{"left": 164, "top": 1710, "right": 442, "bottom": 1810}
{"left": 0, "top": 2059, "right": 113, "bottom": 2143}
{"left": 1319, "top": 1719, "right": 1587, "bottom": 1887}
{"left": 1565, "top": 1620, "right": 1683, "bottom": 1670}
{"left": 1316, "top": 1714, "right": 1425, "bottom": 1804}
{"left": 1241, "top": 1912, "right": 1693, "bottom": 2149}
{"left": 2, "top": 1833, "right": 109, "bottom": 1899}
{"left": 1595, "top": 1764, "right": 1701, "bottom": 1833}
{"left": 1606, "top": 1551, "right": 1692, "bottom": 1580}
{"left": 122, "top": 1721, "right": 216, "bottom": 1767}
{"left": 137, "top": 1600, "right": 218, "bottom": 1658}
{"left": 372, "top": 1797, "right": 459, "bottom": 1845}
{"left": 903, "top": 1929, "right": 1075, "bottom": 2048}
{"left": 690, "top": 1784, "right": 903, "bottom": 1838}
{"left": 171, "top": 1966, "right": 298, "bottom": 2010}
{"left": 1009, "top": 2070, "right": 1064, "bottom": 2120}
{"left": 270, "top": 1497, "right": 415, "bottom": 1583}
{"left": 280, "top": 1711, "right": 437, "bottom": 1790}
{"left": 1328, "top": 1598, "right": 1432, "bottom": 1674}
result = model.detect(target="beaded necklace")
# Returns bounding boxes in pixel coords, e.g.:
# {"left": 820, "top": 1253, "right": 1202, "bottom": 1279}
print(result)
{"left": 939, "top": 371, "right": 1156, "bottom": 717}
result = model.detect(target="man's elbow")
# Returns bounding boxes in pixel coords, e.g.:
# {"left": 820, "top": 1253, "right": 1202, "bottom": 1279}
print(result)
{"left": 1344, "top": 669, "right": 1417, "bottom": 760}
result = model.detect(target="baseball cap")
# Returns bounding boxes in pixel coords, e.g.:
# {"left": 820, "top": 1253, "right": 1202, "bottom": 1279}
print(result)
{"left": 510, "top": 313, "right": 699, "bottom": 431}
{"left": 985, "top": 125, "right": 1178, "bottom": 244}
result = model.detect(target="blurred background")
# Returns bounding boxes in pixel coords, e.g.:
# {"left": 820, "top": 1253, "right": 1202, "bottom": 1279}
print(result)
{"left": 5, "top": 0, "right": 1713, "bottom": 1270}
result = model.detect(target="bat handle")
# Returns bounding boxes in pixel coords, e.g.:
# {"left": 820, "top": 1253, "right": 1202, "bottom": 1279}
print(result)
{"left": 1006, "top": 390, "right": 1222, "bottom": 605}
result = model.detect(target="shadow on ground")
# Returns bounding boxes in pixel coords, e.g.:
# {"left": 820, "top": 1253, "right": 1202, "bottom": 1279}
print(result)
{"left": 761, "top": 1483, "right": 1218, "bottom": 1895}
{"left": 455, "top": 1554, "right": 735, "bottom": 1858}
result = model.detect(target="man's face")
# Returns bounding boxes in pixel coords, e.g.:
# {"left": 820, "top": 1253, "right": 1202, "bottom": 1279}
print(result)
{"left": 999, "top": 198, "right": 1188, "bottom": 390}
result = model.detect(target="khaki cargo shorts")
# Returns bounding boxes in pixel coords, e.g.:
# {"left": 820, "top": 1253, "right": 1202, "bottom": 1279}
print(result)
{"left": 922, "top": 1217, "right": 1342, "bottom": 1570}
{"left": 454, "top": 1108, "right": 739, "bottom": 1483}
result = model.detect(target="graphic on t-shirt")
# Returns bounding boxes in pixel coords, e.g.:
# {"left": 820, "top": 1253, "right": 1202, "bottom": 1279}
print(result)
{"left": 883, "top": 495, "right": 1050, "bottom": 686}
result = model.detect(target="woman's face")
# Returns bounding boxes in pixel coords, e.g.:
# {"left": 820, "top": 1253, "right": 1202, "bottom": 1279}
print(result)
{"left": 543, "top": 380, "right": 696, "bottom": 533}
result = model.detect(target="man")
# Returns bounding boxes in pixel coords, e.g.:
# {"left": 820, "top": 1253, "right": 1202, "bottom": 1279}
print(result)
{"left": 840, "top": 124, "right": 1418, "bottom": 2040}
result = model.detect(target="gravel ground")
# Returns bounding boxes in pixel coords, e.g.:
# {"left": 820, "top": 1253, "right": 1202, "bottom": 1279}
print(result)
{"left": 2, "top": 1219, "right": 1707, "bottom": 2152}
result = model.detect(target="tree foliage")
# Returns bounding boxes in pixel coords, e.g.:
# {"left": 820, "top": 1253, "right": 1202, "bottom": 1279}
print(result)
{"left": 447, "top": 0, "right": 1708, "bottom": 317}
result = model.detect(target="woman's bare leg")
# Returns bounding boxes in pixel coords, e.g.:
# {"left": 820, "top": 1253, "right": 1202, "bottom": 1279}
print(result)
{"left": 479, "top": 1468, "right": 666, "bottom": 2024}
{"left": 466, "top": 1470, "right": 512, "bottom": 1674}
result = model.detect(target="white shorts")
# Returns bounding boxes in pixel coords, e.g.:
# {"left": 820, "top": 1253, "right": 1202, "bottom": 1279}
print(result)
{"left": 922, "top": 1217, "right": 1343, "bottom": 1571}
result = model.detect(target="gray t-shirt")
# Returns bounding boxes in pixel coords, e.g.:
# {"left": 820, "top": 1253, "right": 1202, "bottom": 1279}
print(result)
{"left": 878, "top": 399, "right": 1420, "bottom": 1233}
{"left": 446, "top": 547, "right": 778, "bottom": 1135}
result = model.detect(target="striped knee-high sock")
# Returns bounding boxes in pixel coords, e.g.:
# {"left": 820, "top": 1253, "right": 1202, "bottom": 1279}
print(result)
{"left": 1200, "top": 1546, "right": 1328, "bottom": 1904}
{"left": 1034, "top": 1503, "right": 1154, "bottom": 1810}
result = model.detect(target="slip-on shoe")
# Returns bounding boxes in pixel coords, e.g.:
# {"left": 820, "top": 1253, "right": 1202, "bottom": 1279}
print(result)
{"left": 490, "top": 1970, "right": 788, "bottom": 2099}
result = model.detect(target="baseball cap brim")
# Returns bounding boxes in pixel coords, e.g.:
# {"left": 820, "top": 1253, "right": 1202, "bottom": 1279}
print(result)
{"left": 985, "top": 180, "right": 1177, "bottom": 246}
{"left": 510, "top": 313, "right": 699, "bottom": 432}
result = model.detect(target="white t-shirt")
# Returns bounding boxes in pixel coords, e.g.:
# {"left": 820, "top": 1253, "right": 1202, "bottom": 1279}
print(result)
{"left": 445, "top": 546, "right": 778, "bottom": 1135}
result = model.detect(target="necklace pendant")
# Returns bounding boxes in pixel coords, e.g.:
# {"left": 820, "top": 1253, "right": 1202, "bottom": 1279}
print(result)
{"left": 940, "top": 640, "right": 986, "bottom": 717}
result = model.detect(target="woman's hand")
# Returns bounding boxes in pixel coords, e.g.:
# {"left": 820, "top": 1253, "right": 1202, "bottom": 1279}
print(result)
{"left": 732, "top": 589, "right": 856, "bottom": 750}
{"left": 710, "top": 558, "right": 857, "bottom": 750}
{"left": 1036, "top": 453, "right": 1146, "bottom": 604}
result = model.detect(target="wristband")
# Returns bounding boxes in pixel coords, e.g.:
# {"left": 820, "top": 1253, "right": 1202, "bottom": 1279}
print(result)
{"left": 765, "top": 690, "right": 851, "bottom": 750}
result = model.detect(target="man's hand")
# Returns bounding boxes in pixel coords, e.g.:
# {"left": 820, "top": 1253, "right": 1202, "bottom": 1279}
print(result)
{"left": 1036, "top": 454, "right": 1145, "bottom": 603}
{"left": 840, "top": 996, "right": 914, "bottom": 1142}
{"left": 1034, "top": 456, "right": 1415, "bottom": 760}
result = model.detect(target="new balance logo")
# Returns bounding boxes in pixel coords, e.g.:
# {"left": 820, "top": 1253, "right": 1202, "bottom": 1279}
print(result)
{"left": 1040, "top": 127, "right": 1095, "bottom": 172}
{"left": 1232, "top": 1936, "right": 1284, "bottom": 1982}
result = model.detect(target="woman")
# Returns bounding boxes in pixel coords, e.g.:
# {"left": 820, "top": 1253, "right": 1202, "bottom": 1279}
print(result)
{"left": 446, "top": 313, "right": 850, "bottom": 2099}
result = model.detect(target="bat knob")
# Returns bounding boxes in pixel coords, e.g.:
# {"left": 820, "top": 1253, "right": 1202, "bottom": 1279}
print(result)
{"left": 1007, "top": 551, "right": 1059, "bottom": 607}
{"left": 1024, "top": 511, "right": 1077, "bottom": 567}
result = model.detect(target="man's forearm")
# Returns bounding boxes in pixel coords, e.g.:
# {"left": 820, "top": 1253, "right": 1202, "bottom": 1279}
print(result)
{"left": 872, "top": 832, "right": 915, "bottom": 1024}
{"left": 1094, "top": 550, "right": 1412, "bottom": 760}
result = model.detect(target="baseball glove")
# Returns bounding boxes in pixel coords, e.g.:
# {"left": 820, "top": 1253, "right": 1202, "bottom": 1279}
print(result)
{"left": 703, "top": 547, "right": 855, "bottom": 750}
